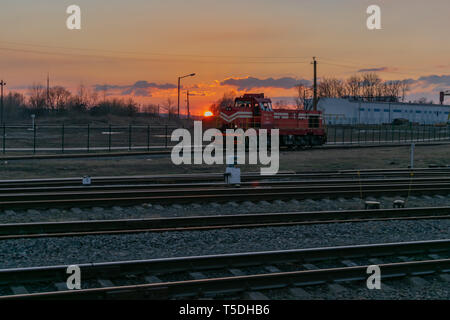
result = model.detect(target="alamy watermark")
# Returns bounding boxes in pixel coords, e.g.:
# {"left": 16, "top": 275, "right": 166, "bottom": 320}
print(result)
{"left": 366, "top": 265, "right": 381, "bottom": 290}
{"left": 170, "top": 121, "right": 280, "bottom": 175}
{"left": 66, "top": 5, "right": 81, "bottom": 30}
{"left": 66, "top": 265, "right": 81, "bottom": 290}
{"left": 367, "top": 5, "right": 381, "bottom": 30}
{"left": 65, "top": 5, "right": 381, "bottom": 31}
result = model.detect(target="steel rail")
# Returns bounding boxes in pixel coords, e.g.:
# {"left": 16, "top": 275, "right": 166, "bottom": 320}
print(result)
{"left": 1, "top": 239, "right": 449, "bottom": 299}
{"left": 0, "top": 182, "right": 449, "bottom": 209}
{"left": 1, "top": 176, "right": 450, "bottom": 195}
{"left": 1, "top": 206, "right": 450, "bottom": 239}
{"left": 0, "top": 187, "right": 449, "bottom": 209}
{"left": 0, "top": 168, "right": 449, "bottom": 188}
{"left": 2, "top": 181, "right": 450, "bottom": 201}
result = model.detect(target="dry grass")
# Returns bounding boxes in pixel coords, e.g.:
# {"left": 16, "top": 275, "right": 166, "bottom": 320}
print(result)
{"left": 0, "top": 145, "right": 448, "bottom": 179}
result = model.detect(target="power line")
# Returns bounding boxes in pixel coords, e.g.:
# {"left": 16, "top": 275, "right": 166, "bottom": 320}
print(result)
{"left": 3, "top": 41, "right": 447, "bottom": 74}
{"left": 321, "top": 56, "right": 449, "bottom": 74}
{"left": 320, "top": 59, "right": 426, "bottom": 76}
{"left": 0, "top": 40, "right": 313, "bottom": 62}
{"left": 0, "top": 46, "right": 312, "bottom": 65}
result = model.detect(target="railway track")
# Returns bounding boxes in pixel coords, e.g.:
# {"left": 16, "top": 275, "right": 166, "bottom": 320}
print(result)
{"left": 1, "top": 141, "right": 449, "bottom": 160}
{"left": 1, "top": 239, "right": 449, "bottom": 299}
{"left": 0, "top": 180, "right": 450, "bottom": 209}
{"left": 1, "top": 167, "right": 450, "bottom": 188}
{"left": 1, "top": 176, "right": 450, "bottom": 194}
{"left": 1, "top": 206, "right": 450, "bottom": 240}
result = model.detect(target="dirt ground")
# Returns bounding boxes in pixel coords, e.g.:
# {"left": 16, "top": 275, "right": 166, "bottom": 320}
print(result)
{"left": 0, "top": 144, "right": 449, "bottom": 179}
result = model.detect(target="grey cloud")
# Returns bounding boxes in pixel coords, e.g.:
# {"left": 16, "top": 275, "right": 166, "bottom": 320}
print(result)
{"left": 417, "top": 75, "right": 450, "bottom": 86}
{"left": 220, "top": 77, "right": 310, "bottom": 90}
{"left": 357, "top": 67, "right": 390, "bottom": 73}
{"left": 94, "top": 81, "right": 177, "bottom": 96}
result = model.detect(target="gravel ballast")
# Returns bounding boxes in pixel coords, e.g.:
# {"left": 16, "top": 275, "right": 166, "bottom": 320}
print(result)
{"left": 1, "top": 194, "right": 450, "bottom": 224}
{"left": 0, "top": 218, "right": 449, "bottom": 269}
{"left": 1, "top": 194, "right": 449, "bottom": 299}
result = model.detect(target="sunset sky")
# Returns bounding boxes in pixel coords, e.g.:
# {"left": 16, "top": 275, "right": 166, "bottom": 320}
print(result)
{"left": 1, "top": 0, "right": 449, "bottom": 114}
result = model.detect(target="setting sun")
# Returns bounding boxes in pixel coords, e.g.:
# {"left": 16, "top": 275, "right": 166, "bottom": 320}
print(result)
{"left": 204, "top": 111, "right": 213, "bottom": 117}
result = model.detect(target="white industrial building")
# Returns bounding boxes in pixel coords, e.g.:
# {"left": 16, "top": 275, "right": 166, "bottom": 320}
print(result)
{"left": 318, "top": 98, "right": 450, "bottom": 125}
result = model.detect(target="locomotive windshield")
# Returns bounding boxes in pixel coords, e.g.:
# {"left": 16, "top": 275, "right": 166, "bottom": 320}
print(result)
{"left": 260, "top": 102, "right": 273, "bottom": 111}
{"left": 234, "top": 100, "right": 272, "bottom": 111}
{"left": 235, "top": 101, "right": 251, "bottom": 108}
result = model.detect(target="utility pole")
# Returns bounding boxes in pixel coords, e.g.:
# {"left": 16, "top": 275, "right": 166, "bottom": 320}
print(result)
{"left": 440, "top": 90, "right": 450, "bottom": 105}
{"left": 312, "top": 57, "right": 318, "bottom": 111}
{"left": 0, "top": 80, "right": 6, "bottom": 124}
{"left": 186, "top": 90, "right": 190, "bottom": 120}
{"left": 177, "top": 78, "right": 181, "bottom": 118}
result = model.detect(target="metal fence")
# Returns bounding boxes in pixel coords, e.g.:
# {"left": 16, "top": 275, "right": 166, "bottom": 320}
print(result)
{"left": 326, "top": 124, "right": 450, "bottom": 145}
{"left": 0, "top": 124, "right": 449, "bottom": 154}
{"left": 0, "top": 124, "right": 179, "bottom": 154}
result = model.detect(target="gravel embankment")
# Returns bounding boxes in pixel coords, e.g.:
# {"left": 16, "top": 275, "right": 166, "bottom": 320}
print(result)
{"left": 1, "top": 194, "right": 449, "bottom": 223}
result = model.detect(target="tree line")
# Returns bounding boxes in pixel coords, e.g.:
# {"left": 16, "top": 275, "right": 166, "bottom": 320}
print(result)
{"left": 210, "top": 73, "right": 416, "bottom": 113}
{"left": 295, "top": 73, "right": 412, "bottom": 110}
{"left": 1, "top": 84, "right": 177, "bottom": 122}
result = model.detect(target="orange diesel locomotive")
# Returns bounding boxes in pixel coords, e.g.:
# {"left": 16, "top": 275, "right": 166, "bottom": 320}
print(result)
{"left": 203, "top": 93, "right": 327, "bottom": 148}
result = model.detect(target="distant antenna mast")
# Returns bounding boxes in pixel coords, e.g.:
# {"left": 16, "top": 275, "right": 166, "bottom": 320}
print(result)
{"left": 312, "top": 57, "right": 318, "bottom": 111}
{"left": 46, "top": 73, "right": 50, "bottom": 110}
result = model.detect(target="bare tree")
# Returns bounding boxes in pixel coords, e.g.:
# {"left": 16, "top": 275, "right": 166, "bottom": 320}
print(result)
{"left": 90, "top": 90, "right": 99, "bottom": 106}
{"left": 294, "top": 82, "right": 312, "bottom": 110}
{"left": 360, "top": 73, "right": 382, "bottom": 99}
{"left": 399, "top": 80, "right": 411, "bottom": 102}
{"left": 162, "top": 97, "right": 176, "bottom": 119}
{"left": 4, "top": 92, "right": 26, "bottom": 120}
{"left": 210, "top": 91, "right": 236, "bottom": 115}
{"left": 414, "top": 97, "right": 432, "bottom": 104}
{"left": 28, "top": 84, "right": 46, "bottom": 110}
{"left": 142, "top": 104, "right": 160, "bottom": 117}
{"left": 346, "top": 75, "right": 362, "bottom": 97}
{"left": 318, "top": 77, "right": 346, "bottom": 98}
{"left": 49, "top": 86, "right": 72, "bottom": 111}
{"left": 218, "top": 91, "right": 236, "bottom": 108}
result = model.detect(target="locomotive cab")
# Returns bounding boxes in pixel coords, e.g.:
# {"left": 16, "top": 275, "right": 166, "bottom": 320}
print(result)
{"left": 219, "top": 93, "right": 274, "bottom": 129}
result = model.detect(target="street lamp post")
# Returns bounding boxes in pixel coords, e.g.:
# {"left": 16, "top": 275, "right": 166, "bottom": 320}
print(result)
{"left": 177, "top": 73, "right": 196, "bottom": 118}
{"left": 0, "top": 80, "right": 6, "bottom": 124}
